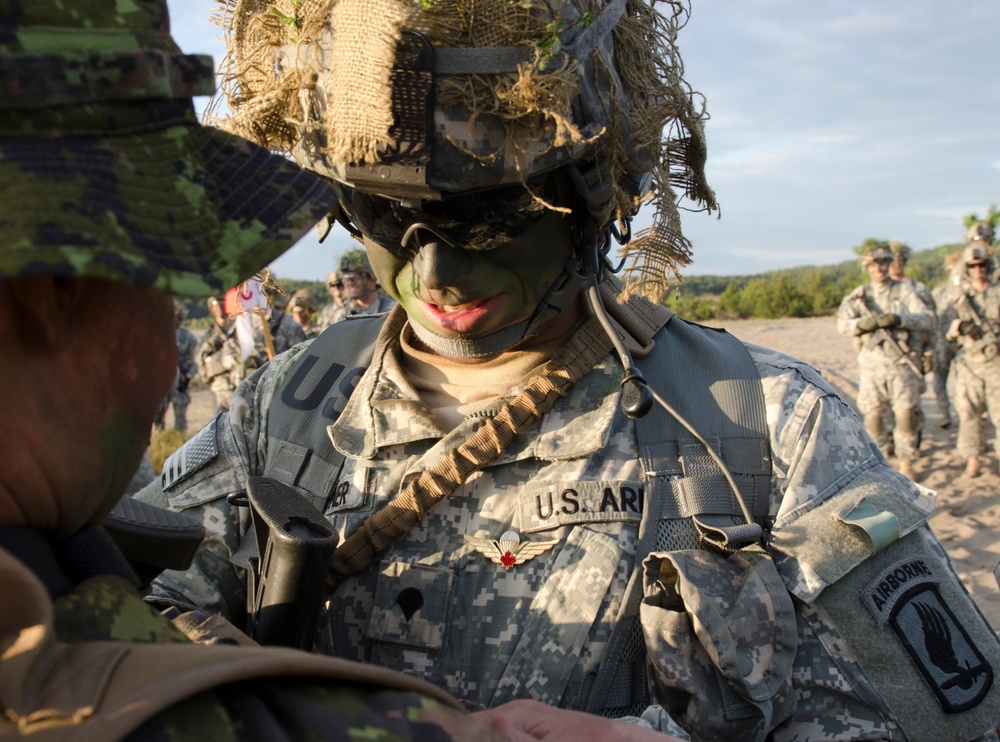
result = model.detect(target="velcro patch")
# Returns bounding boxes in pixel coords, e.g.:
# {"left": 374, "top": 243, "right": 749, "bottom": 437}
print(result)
{"left": 518, "top": 481, "right": 646, "bottom": 533}
{"left": 161, "top": 416, "right": 219, "bottom": 491}
{"left": 864, "top": 557, "right": 993, "bottom": 713}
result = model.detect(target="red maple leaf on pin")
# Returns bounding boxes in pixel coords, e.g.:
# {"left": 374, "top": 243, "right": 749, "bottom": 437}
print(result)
{"left": 500, "top": 552, "right": 516, "bottom": 568}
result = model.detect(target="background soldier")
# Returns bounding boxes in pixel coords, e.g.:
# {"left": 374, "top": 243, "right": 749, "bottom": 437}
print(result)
{"left": 322, "top": 249, "right": 396, "bottom": 325}
{"left": 197, "top": 295, "right": 246, "bottom": 413}
{"left": 315, "top": 267, "right": 346, "bottom": 330}
{"left": 290, "top": 288, "right": 321, "bottom": 338}
{"left": 140, "top": 1, "right": 1000, "bottom": 740}
{"left": 837, "top": 242, "right": 934, "bottom": 478}
{"left": 939, "top": 241, "right": 1000, "bottom": 478}
{"left": 154, "top": 300, "right": 199, "bottom": 432}
{"left": 932, "top": 251, "right": 968, "bottom": 429}
{"left": 0, "top": 0, "right": 497, "bottom": 738}
{"left": 257, "top": 287, "right": 307, "bottom": 356}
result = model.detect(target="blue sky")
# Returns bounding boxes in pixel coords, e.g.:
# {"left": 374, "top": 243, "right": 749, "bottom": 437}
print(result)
{"left": 167, "top": 0, "right": 1000, "bottom": 280}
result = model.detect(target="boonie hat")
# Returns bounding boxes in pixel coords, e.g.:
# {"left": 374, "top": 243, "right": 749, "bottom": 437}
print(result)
{"left": 0, "top": 0, "right": 336, "bottom": 297}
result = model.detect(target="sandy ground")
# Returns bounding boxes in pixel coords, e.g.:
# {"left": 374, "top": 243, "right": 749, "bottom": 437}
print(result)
{"left": 174, "top": 315, "right": 1000, "bottom": 629}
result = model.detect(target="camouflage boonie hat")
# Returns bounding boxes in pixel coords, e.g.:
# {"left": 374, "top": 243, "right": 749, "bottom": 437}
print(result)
{"left": 0, "top": 0, "right": 337, "bottom": 298}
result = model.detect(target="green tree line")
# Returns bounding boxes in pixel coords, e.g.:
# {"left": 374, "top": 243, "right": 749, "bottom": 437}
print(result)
{"left": 664, "top": 241, "right": 964, "bottom": 322}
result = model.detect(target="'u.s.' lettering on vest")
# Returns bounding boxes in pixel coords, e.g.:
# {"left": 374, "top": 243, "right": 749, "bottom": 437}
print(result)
{"left": 863, "top": 557, "right": 993, "bottom": 713}
{"left": 518, "top": 481, "right": 645, "bottom": 533}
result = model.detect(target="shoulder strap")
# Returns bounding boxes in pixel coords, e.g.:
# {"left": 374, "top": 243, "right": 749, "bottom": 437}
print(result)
{"left": 585, "top": 317, "right": 771, "bottom": 715}
{"left": 260, "top": 315, "right": 384, "bottom": 512}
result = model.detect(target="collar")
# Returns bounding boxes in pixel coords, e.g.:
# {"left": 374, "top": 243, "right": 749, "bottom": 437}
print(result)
{"left": 328, "top": 318, "right": 621, "bottom": 463}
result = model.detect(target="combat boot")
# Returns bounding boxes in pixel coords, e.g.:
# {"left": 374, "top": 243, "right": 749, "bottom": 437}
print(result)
{"left": 964, "top": 456, "right": 981, "bottom": 478}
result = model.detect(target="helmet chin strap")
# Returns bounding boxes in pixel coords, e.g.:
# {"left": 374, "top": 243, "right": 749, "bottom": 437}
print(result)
{"left": 408, "top": 255, "right": 585, "bottom": 359}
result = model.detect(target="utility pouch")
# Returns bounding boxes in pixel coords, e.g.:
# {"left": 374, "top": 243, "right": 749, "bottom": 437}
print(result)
{"left": 639, "top": 547, "right": 797, "bottom": 742}
{"left": 230, "top": 476, "right": 339, "bottom": 649}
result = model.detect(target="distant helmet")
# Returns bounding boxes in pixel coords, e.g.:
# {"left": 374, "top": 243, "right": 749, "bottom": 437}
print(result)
{"left": 888, "top": 240, "right": 911, "bottom": 260}
{"left": 289, "top": 289, "right": 317, "bottom": 312}
{"left": 216, "top": 0, "right": 716, "bottom": 297}
{"left": 860, "top": 240, "right": 893, "bottom": 266}
{"left": 174, "top": 299, "right": 188, "bottom": 323}
{"left": 962, "top": 243, "right": 992, "bottom": 269}
{"left": 965, "top": 222, "right": 995, "bottom": 246}
{"left": 339, "top": 249, "right": 373, "bottom": 278}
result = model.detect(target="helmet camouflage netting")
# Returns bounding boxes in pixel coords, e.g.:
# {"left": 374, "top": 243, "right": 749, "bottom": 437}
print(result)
{"left": 210, "top": 0, "right": 716, "bottom": 299}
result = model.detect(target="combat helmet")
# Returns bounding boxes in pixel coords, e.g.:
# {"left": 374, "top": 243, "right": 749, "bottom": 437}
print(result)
{"left": 214, "top": 0, "right": 716, "bottom": 298}
{"left": 857, "top": 239, "right": 893, "bottom": 266}
{"left": 965, "top": 221, "right": 995, "bottom": 246}
{"left": 889, "top": 240, "right": 911, "bottom": 260}
{"left": 339, "top": 249, "right": 374, "bottom": 279}
{"left": 962, "top": 243, "right": 993, "bottom": 273}
{"left": 0, "top": 0, "right": 335, "bottom": 298}
{"left": 289, "top": 289, "right": 318, "bottom": 313}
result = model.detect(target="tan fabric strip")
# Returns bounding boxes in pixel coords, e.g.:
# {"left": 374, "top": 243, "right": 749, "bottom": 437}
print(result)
{"left": 327, "top": 316, "right": 612, "bottom": 591}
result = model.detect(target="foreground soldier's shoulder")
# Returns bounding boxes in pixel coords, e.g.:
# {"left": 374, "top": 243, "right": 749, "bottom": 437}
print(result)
{"left": 744, "top": 342, "right": 840, "bottom": 398}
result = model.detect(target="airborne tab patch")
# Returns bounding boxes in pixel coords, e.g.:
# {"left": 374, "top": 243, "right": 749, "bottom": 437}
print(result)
{"left": 863, "top": 557, "right": 993, "bottom": 713}
{"left": 161, "top": 416, "right": 219, "bottom": 491}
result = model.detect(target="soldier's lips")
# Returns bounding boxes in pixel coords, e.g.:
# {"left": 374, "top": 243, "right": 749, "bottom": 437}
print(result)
{"left": 418, "top": 294, "right": 505, "bottom": 334}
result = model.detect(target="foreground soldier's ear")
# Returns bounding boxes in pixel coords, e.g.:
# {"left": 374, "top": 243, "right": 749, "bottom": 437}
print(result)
{"left": 5, "top": 275, "right": 86, "bottom": 353}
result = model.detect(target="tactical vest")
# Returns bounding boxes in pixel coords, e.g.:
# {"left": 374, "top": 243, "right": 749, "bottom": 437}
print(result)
{"left": 258, "top": 306, "right": 775, "bottom": 732}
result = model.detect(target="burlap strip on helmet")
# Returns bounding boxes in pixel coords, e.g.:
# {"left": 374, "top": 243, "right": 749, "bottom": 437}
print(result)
{"left": 326, "top": 315, "right": 613, "bottom": 591}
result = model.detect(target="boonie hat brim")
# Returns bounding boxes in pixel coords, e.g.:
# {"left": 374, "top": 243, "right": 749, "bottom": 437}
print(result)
{"left": 0, "top": 120, "right": 336, "bottom": 297}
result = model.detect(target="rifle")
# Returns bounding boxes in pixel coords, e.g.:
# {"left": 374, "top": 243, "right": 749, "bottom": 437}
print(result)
{"left": 858, "top": 286, "right": 923, "bottom": 376}
{"left": 228, "top": 476, "right": 339, "bottom": 649}
{"left": 954, "top": 292, "right": 1000, "bottom": 362}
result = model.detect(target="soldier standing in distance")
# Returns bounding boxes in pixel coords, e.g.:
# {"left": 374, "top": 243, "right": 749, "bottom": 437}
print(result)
{"left": 0, "top": 0, "right": 503, "bottom": 739}
{"left": 154, "top": 300, "right": 200, "bottom": 433}
{"left": 257, "top": 286, "right": 307, "bottom": 356}
{"left": 932, "top": 251, "right": 968, "bottom": 429}
{"left": 290, "top": 288, "right": 322, "bottom": 338}
{"left": 323, "top": 249, "right": 396, "bottom": 325}
{"left": 938, "top": 238, "right": 1000, "bottom": 478}
{"left": 837, "top": 241, "right": 934, "bottom": 479}
{"left": 196, "top": 294, "right": 245, "bottom": 413}
{"left": 140, "top": 1, "right": 1000, "bottom": 740}
{"left": 315, "top": 267, "right": 346, "bottom": 331}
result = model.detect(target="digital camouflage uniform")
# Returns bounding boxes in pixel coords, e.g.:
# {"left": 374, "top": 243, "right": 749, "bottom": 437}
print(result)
{"left": 322, "top": 291, "right": 397, "bottom": 327}
{"left": 258, "top": 307, "right": 308, "bottom": 356}
{"left": 933, "top": 279, "right": 964, "bottom": 425}
{"left": 0, "top": 0, "right": 498, "bottom": 737}
{"left": 198, "top": 321, "right": 249, "bottom": 414}
{"left": 837, "top": 279, "right": 934, "bottom": 463}
{"left": 155, "top": 326, "right": 199, "bottom": 432}
{"left": 139, "top": 301, "right": 1000, "bottom": 742}
{"left": 939, "top": 284, "right": 1000, "bottom": 461}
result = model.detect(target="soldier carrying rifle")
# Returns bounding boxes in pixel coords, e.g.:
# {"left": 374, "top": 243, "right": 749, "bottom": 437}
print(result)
{"left": 940, "top": 239, "right": 1000, "bottom": 478}
{"left": 837, "top": 241, "right": 934, "bottom": 479}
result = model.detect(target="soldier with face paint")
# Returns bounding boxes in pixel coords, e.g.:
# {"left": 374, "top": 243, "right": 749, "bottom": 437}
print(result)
{"left": 139, "top": 2, "right": 1000, "bottom": 740}
{"left": 0, "top": 1, "right": 510, "bottom": 739}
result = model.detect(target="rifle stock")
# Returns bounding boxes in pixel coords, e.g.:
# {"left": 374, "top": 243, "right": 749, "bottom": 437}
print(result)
{"left": 232, "top": 476, "right": 339, "bottom": 649}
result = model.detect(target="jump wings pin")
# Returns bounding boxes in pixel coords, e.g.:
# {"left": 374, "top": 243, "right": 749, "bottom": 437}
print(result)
{"left": 464, "top": 530, "right": 559, "bottom": 569}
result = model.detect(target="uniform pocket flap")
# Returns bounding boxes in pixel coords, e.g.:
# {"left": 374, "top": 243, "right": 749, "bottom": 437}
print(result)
{"left": 642, "top": 547, "right": 797, "bottom": 703}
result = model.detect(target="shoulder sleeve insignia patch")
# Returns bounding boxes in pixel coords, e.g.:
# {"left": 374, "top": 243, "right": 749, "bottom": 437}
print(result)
{"left": 161, "top": 415, "right": 220, "bottom": 491}
{"left": 863, "top": 557, "right": 994, "bottom": 713}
